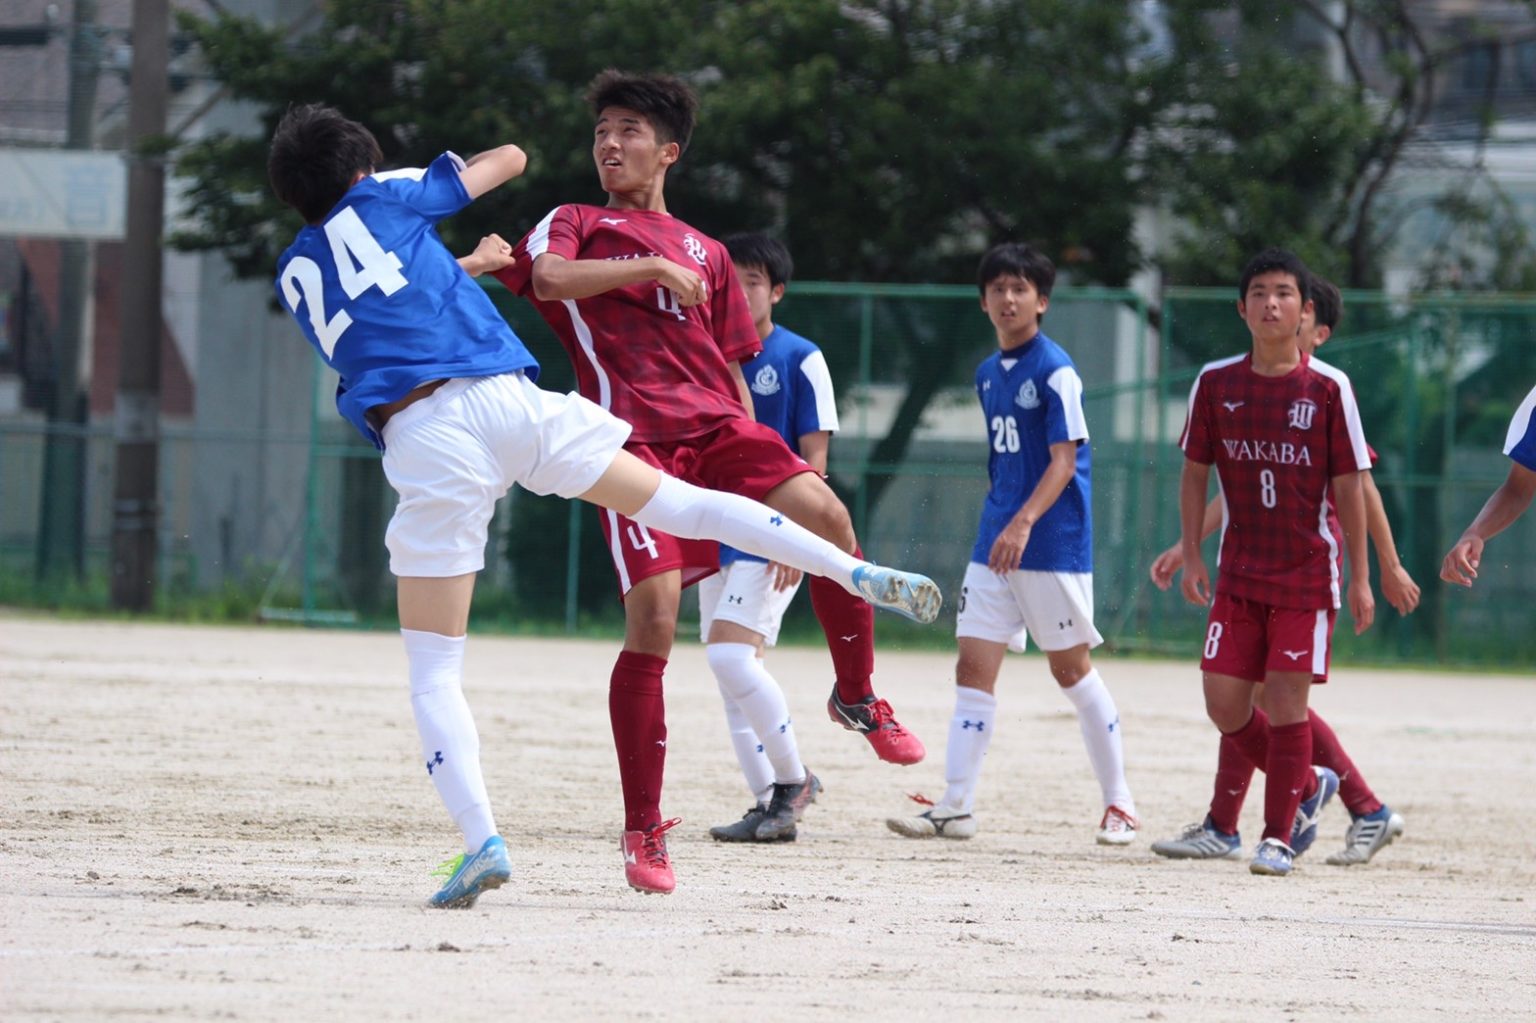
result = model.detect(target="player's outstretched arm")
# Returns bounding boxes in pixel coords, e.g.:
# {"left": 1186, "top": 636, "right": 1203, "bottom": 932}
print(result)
{"left": 1441, "top": 461, "right": 1536, "bottom": 587}
{"left": 458, "top": 144, "right": 527, "bottom": 199}
{"left": 1178, "top": 459, "right": 1213, "bottom": 606}
{"left": 1332, "top": 470, "right": 1375, "bottom": 634}
{"left": 1149, "top": 495, "right": 1224, "bottom": 590}
{"left": 530, "top": 252, "right": 707, "bottom": 305}
{"left": 1362, "top": 471, "right": 1420, "bottom": 614}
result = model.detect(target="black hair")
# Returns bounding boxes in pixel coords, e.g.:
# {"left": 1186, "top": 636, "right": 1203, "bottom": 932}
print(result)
{"left": 586, "top": 69, "right": 699, "bottom": 155}
{"left": 267, "top": 104, "right": 384, "bottom": 224}
{"left": 723, "top": 233, "right": 793, "bottom": 287}
{"left": 1308, "top": 274, "right": 1342, "bottom": 331}
{"left": 1238, "top": 247, "right": 1311, "bottom": 305}
{"left": 976, "top": 243, "right": 1057, "bottom": 298}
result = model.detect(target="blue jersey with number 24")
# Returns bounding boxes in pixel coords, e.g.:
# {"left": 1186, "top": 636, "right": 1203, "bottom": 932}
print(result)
{"left": 273, "top": 152, "right": 538, "bottom": 449}
{"left": 970, "top": 332, "right": 1093, "bottom": 572}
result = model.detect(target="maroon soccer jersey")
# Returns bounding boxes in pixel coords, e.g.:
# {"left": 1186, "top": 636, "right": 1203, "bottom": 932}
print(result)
{"left": 1180, "top": 352, "right": 1371, "bottom": 610}
{"left": 496, "top": 205, "right": 762, "bottom": 443}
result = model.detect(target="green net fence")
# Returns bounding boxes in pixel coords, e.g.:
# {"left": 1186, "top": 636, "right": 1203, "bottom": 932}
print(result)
{"left": 3, "top": 284, "right": 1534, "bottom": 667}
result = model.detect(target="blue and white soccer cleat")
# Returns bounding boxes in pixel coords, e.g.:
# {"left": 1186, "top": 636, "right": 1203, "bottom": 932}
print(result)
{"left": 428, "top": 835, "right": 511, "bottom": 909}
{"left": 851, "top": 565, "right": 942, "bottom": 624}
{"left": 1249, "top": 837, "right": 1296, "bottom": 876}
{"left": 1289, "top": 765, "right": 1340, "bottom": 857}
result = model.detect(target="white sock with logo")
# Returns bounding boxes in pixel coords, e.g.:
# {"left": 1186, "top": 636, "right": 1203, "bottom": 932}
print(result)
{"left": 940, "top": 685, "right": 997, "bottom": 813}
{"left": 1060, "top": 669, "right": 1134, "bottom": 814}
{"left": 402, "top": 629, "right": 496, "bottom": 853}
{"left": 721, "top": 694, "right": 774, "bottom": 805}
{"left": 631, "top": 475, "right": 864, "bottom": 595}
{"left": 707, "top": 643, "right": 804, "bottom": 787}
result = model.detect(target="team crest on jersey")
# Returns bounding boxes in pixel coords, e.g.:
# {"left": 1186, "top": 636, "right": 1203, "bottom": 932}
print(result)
{"left": 1015, "top": 379, "right": 1040, "bottom": 410}
{"left": 751, "top": 364, "right": 781, "bottom": 396}
{"left": 683, "top": 233, "right": 708, "bottom": 265}
{"left": 1288, "top": 398, "right": 1318, "bottom": 430}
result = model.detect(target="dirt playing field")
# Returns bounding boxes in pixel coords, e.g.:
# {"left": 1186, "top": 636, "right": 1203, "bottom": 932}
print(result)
{"left": 2, "top": 612, "right": 1533, "bottom": 1021}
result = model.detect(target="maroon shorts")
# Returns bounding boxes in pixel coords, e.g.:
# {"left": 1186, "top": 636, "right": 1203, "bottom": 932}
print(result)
{"left": 598, "top": 417, "right": 817, "bottom": 595}
{"left": 1200, "top": 592, "right": 1337, "bottom": 683}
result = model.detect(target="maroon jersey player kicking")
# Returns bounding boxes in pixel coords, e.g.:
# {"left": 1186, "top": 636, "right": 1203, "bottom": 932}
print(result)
{"left": 494, "top": 70, "right": 936, "bottom": 894}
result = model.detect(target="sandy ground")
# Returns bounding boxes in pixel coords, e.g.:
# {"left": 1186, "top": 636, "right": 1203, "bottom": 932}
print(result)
{"left": 2, "top": 613, "right": 1534, "bottom": 1021}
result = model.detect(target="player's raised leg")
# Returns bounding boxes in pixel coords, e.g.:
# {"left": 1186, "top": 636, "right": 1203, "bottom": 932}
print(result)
{"left": 758, "top": 471, "right": 928, "bottom": 764}
{"left": 580, "top": 453, "right": 942, "bottom": 623}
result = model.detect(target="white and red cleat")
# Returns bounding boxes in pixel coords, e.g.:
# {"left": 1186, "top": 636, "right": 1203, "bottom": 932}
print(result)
{"left": 621, "top": 818, "right": 681, "bottom": 894}
{"left": 1096, "top": 805, "right": 1140, "bottom": 846}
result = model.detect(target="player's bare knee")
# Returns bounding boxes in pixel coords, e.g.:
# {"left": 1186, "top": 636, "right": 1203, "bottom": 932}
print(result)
{"left": 624, "top": 606, "right": 678, "bottom": 656}
{"left": 812, "top": 497, "right": 856, "bottom": 550}
{"left": 1048, "top": 646, "right": 1093, "bottom": 687}
{"left": 1205, "top": 702, "right": 1249, "bottom": 734}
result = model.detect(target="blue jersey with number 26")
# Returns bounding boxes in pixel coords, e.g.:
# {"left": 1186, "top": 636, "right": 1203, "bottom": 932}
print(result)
{"left": 970, "top": 332, "right": 1092, "bottom": 572}
{"left": 273, "top": 152, "right": 539, "bottom": 448}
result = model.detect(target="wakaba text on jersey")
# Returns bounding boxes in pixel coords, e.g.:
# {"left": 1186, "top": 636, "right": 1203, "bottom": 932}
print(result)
{"left": 1220, "top": 438, "right": 1314, "bottom": 466}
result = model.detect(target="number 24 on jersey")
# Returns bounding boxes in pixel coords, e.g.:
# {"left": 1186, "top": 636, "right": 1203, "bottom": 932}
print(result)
{"left": 279, "top": 207, "right": 409, "bottom": 357}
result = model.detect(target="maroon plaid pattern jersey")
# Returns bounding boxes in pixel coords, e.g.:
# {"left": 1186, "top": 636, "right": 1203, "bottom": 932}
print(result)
{"left": 496, "top": 205, "right": 762, "bottom": 443}
{"left": 1180, "top": 352, "right": 1371, "bottom": 610}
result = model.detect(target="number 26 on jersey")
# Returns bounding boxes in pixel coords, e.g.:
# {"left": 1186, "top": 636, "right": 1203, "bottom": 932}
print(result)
{"left": 279, "top": 207, "right": 409, "bottom": 357}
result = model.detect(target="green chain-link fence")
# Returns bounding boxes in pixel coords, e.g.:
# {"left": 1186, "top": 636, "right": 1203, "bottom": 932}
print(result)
{"left": 3, "top": 284, "right": 1534, "bottom": 666}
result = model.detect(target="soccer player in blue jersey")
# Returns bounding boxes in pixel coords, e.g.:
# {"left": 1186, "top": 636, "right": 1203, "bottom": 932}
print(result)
{"left": 1441, "top": 382, "right": 1536, "bottom": 586}
{"left": 887, "top": 242, "right": 1139, "bottom": 845}
{"left": 266, "top": 104, "right": 941, "bottom": 905}
{"left": 701, "top": 234, "right": 838, "bottom": 843}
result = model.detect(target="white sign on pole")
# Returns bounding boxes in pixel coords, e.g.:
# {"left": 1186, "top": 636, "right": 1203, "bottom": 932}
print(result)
{"left": 0, "top": 148, "right": 126, "bottom": 240}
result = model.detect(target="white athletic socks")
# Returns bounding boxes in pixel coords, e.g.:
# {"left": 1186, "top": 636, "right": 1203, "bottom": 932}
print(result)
{"left": 941, "top": 685, "right": 997, "bottom": 812}
{"left": 721, "top": 692, "right": 775, "bottom": 805}
{"left": 632, "top": 475, "right": 864, "bottom": 595}
{"left": 707, "top": 643, "right": 804, "bottom": 790}
{"left": 401, "top": 629, "right": 496, "bottom": 853}
{"left": 1060, "top": 669, "right": 1135, "bottom": 815}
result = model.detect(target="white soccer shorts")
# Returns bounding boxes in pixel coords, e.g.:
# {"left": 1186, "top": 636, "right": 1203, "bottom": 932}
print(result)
{"left": 697, "top": 559, "right": 802, "bottom": 647}
{"left": 381, "top": 372, "right": 631, "bottom": 577}
{"left": 954, "top": 561, "right": 1104, "bottom": 653}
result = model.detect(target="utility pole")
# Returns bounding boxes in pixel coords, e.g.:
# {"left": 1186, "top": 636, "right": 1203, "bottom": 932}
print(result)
{"left": 35, "top": 0, "right": 100, "bottom": 583}
{"left": 110, "top": 0, "right": 169, "bottom": 611}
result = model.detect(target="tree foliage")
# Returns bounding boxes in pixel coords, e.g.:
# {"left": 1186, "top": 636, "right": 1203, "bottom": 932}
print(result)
{"left": 173, "top": 0, "right": 1148, "bottom": 287}
{"left": 1145, "top": 0, "right": 1536, "bottom": 304}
